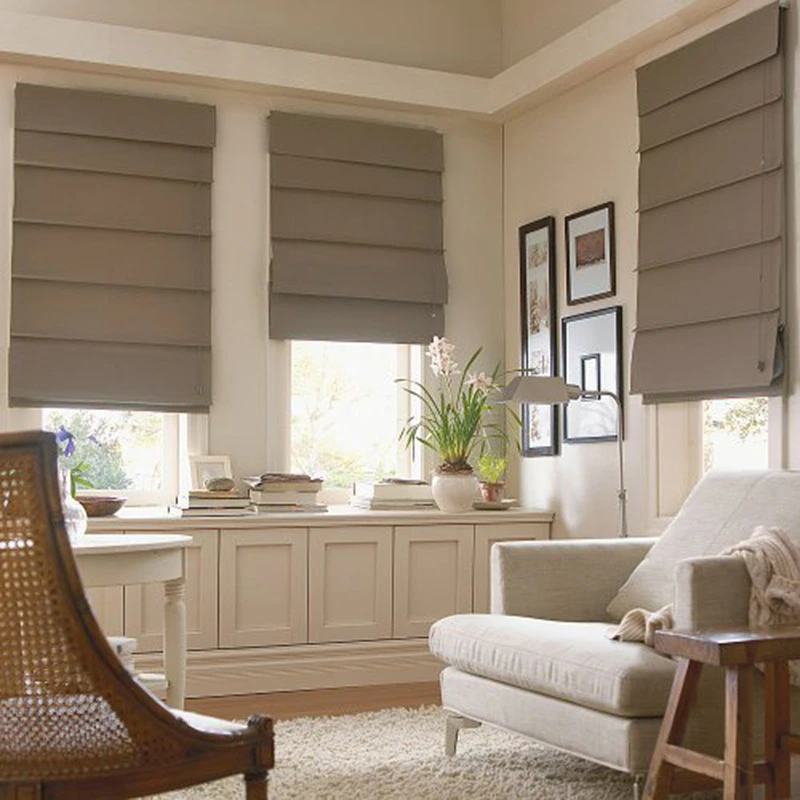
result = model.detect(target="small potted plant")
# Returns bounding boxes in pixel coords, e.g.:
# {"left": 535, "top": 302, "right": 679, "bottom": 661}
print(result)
{"left": 397, "top": 337, "right": 516, "bottom": 513}
{"left": 477, "top": 453, "right": 506, "bottom": 503}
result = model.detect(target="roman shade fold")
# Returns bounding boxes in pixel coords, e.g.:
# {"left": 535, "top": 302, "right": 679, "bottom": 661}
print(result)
{"left": 10, "top": 85, "right": 215, "bottom": 411}
{"left": 631, "top": 4, "right": 785, "bottom": 403}
{"left": 268, "top": 112, "right": 446, "bottom": 343}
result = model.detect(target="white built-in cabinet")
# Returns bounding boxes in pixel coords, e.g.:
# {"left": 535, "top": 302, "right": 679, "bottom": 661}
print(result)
{"left": 308, "top": 525, "right": 393, "bottom": 643}
{"left": 86, "top": 509, "right": 552, "bottom": 696}
{"left": 219, "top": 528, "right": 307, "bottom": 647}
{"left": 393, "top": 525, "right": 473, "bottom": 638}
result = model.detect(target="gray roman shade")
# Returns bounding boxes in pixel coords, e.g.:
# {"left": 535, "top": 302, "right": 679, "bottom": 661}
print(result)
{"left": 268, "top": 112, "right": 446, "bottom": 343}
{"left": 9, "top": 84, "right": 215, "bottom": 411}
{"left": 631, "top": 3, "right": 785, "bottom": 403}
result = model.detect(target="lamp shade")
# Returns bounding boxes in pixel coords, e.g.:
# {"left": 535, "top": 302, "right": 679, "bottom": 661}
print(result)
{"left": 496, "top": 376, "right": 580, "bottom": 404}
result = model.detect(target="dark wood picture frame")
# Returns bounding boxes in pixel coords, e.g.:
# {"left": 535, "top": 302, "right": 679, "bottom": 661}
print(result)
{"left": 565, "top": 201, "right": 616, "bottom": 306}
{"left": 519, "top": 216, "right": 558, "bottom": 457}
{"left": 562, "top": 305, "right": 623, "bottom": 444}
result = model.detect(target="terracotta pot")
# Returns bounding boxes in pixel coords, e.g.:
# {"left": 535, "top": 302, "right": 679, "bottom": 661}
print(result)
{"left": 479, "top": 481, "right": 505, "bottom": 503}
{"left": 431, "top": 470, "right": 479, "bottom": 513}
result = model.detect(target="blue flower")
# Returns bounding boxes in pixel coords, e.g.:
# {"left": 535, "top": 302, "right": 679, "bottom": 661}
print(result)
{"left": 56, "top": 426, "right": 76, "bottom": 457}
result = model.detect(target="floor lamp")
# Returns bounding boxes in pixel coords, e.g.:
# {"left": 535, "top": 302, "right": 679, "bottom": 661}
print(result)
{"left": 497, "top": 375, "right": 628, "bottom": 538}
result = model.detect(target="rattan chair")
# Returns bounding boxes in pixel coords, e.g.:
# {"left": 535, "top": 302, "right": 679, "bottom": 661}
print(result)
{"left": 0, "top": 431, "right": 274, "bottom": 799}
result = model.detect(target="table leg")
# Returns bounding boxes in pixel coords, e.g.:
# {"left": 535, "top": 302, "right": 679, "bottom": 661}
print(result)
{"left": 164, "top": 575, "right": 187, "bottom": 709}
{"left": 764, "top": 661, "right": 791, "bottom": 800}
{"left": 724, "top": 664, "right": 754, "bottom": 800}
{"left": 644, "top": 658, "right": 703, "bottom": 800}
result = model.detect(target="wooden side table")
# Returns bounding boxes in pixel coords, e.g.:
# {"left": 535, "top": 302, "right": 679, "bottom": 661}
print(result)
{"left": 644, "top": 626, "right": 800, "bottom": 800}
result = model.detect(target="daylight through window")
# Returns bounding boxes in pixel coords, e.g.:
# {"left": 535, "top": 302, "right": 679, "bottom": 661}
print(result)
{"left": 702, "top": 397, "right": 768, "bottom": 473}
{"left": 290, "top": 342, "right": 422, "bottom": 490}
{"left": 42, "top": 408, "right": 179, "bottom": 503}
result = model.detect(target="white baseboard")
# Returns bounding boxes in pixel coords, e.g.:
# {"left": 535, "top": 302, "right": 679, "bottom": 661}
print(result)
{"left": 136, "top": 639, "right": 442, "bottom": 698}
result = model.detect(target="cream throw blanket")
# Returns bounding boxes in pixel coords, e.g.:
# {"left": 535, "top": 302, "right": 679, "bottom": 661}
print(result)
{"left": 609, "top": 526, "right": 800, "bottom": 682}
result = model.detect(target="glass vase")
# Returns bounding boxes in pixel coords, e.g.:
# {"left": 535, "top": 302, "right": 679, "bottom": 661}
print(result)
{"left": 58, "top": 467, "right": 88, "bottom": 544}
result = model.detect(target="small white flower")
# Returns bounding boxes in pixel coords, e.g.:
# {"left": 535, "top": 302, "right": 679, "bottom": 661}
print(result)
{"left": 465, "top": 371, "right": 496, "bottom": 393}
{"left": 427, "top": 336, "right": 458, "bottom": 377}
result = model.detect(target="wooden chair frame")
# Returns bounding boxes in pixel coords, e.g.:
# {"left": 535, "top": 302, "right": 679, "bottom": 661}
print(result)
{"left": 0, "top": 431, "right": 274, "bottom": 800}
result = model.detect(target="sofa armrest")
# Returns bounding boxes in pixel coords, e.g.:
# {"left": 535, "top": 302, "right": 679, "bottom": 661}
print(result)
{"left": 674, "top": 556, "right": 751, "bottom": 630}
{"left": 491, "top": 538, "right": 657, "bottom": 621}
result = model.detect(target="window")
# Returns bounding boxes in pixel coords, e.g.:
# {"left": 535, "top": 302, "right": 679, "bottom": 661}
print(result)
{"left": 702, "top": 397, "right": 768, "bottom": 473}
{"left": 42, "top": 408, "right": 180, "bottom": 505}
{"left": 290, "top": 342, "right": 423, "bottom": 493}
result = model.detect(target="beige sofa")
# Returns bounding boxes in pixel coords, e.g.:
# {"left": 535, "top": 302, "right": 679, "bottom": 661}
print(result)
{"left": 429, "top": 471, "right": 800, "bottom": 796}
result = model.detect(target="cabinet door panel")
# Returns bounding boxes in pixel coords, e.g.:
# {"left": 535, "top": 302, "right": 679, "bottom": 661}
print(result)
{"left": 124, "top": 529, "right": 218, "bottom": 652}
{"left": 86, "top": 587, "right": 124, "bottom": 637}
{"left": 473, "top": 523, "right": 549, "bottom": 613}
{"left": 394, "top": 525, "right": 472, "bottom": 638}
{"left": 308, "top": 526, "right": 392, "bottom": 643}
{"left": 219, "top": 528, "right": 307, "bottom": 648}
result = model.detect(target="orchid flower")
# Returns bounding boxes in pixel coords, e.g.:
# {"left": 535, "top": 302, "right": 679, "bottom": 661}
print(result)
{"left": 465, "top": 372, "right": 497, "bottom": 394}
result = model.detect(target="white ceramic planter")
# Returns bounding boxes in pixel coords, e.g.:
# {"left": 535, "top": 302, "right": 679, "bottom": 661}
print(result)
{"left": 431, "top": 471, "right": 479, "bottom": 513}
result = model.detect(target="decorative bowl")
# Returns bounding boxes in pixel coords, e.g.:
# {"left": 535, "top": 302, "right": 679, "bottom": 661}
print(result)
{"left": 78, "top": 496, "right": 127, "bottom": 518}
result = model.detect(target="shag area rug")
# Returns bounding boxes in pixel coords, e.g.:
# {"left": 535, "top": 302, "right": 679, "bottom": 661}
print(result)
{"left": 153, "top": 706, "right": 713, "bottom": 799}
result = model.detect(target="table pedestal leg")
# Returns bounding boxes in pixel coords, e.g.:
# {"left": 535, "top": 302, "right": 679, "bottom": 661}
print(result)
{"left": 164, "top": 576, "right": 187, "bottom": 709}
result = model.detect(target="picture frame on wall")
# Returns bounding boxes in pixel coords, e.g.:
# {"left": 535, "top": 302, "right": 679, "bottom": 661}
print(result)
{"left": 562, "top": 306, "right": 623, "bottom": 443}
{"left": 565, "top": 201, "right": 616, "bottom": 305}
{"left": 519, "top": 216, "right": 558, "bottom": 457}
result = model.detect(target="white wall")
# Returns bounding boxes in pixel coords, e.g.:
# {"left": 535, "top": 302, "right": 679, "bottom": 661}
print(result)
{"left": 0, "top": 63, "right": 504, "bottom": 480}
{"left": 503, "top": 63, "right": 644, "bottom": 539}
{"left": 0, "top": 0, "right": 503, "bottom": 78}
{"left": 503, "top": 0, "right": 796, "bottom": 540}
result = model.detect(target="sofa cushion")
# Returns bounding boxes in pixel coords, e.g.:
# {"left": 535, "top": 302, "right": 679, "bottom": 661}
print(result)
{"left": 429, "top": 614, "right": 676, "bottom": 717}
{"left": 608, "top": 470, "right": 800, "bottom": 620}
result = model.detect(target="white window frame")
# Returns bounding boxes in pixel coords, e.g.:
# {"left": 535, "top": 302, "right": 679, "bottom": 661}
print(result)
{"left": 648, "top": 395, "right": 784, "bottom": 527}
{"left": 289, "top": 341, "right": 424, "bottom": 505}
{"left": 39, "top": 409, "right": 206, "bottom": 507}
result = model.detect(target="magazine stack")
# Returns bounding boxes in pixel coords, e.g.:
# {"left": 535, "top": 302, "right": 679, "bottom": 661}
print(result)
{"left": 350, "top": 479, "right": 434, "bottom": 511}
{"left": 245, "top": 473, "right": 327, "bottom": 513}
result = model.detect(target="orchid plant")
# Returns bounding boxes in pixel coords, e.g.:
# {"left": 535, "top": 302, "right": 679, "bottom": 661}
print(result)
{"left": 397, "top": 337, "right": 516, "bottom": 474}
{"left": 55, "top": 426, "right": 95, "bottom": 497}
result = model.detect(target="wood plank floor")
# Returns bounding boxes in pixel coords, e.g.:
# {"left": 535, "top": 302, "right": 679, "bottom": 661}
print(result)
{"left": 186, "top": 681, "right": 441, "bottom": 721}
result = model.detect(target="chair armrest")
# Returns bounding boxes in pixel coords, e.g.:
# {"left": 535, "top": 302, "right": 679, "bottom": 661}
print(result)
{"left": 491, "top": 538, "right": 657, "bottom": 621}
{"left": 673, "top": 556, "right": 751, "bottom": 630}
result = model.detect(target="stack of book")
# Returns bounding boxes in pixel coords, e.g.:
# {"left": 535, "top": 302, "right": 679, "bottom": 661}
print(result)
{"left": 245, "top": 473, "right": 327, "bottom": 513}
{"left": 350, "top": 479, "right": 434, "bottom": 511}
{"left": 170, "top": 490, "right": 253, "bottom": 518}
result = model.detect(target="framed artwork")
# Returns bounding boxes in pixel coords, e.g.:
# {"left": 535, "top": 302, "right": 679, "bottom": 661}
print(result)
{"left": 519, "top": 216, "right": 558, "bottom": 457}
{"left": 565, "top": 201, "right": 616, "bottom": 305}
{"left": 189, "top": 455, "right": 233, "bottom": 491}
{"left": 562, "top": 306, "right": 623, "bottom": 443}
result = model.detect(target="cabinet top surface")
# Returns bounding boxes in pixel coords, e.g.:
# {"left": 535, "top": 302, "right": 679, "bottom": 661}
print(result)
{"left": 87, "top": 505, "right": 554, "bottom": 532}
{"left": 73, "top": 533, "right": 192, "bottom": 554}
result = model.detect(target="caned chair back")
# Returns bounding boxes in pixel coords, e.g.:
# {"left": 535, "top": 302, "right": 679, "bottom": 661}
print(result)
{"left": 0, "top": 431, "right": 184, "bottom": 781}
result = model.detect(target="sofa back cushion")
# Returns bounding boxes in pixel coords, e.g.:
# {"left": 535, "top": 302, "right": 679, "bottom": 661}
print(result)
{"left": 607, "top": 470, "right": 800, "bottom": 619}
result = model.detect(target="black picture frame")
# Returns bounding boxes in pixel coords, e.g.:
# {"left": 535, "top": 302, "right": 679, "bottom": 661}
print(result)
{"left": 519, "top": 216, "right": 558, "bottom": 457}
{"left": 562, "top": 306, "right": 623, "bottom": 443}
{"left": 565, "top": 201, "right": 616, "bottom": 306}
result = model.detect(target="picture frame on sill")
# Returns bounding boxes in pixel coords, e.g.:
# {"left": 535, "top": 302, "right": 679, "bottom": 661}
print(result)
{"left": 189, "top": 455, "right": 233, "bottom": 491}
{"left": 562, "top": 306, "right": 623, "bottom": 443}
{"left": 565, "top": 201, "right": 616, "bottom": 305}
{"left": 519, "top": 215, "right": 558, "bottom": 457}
